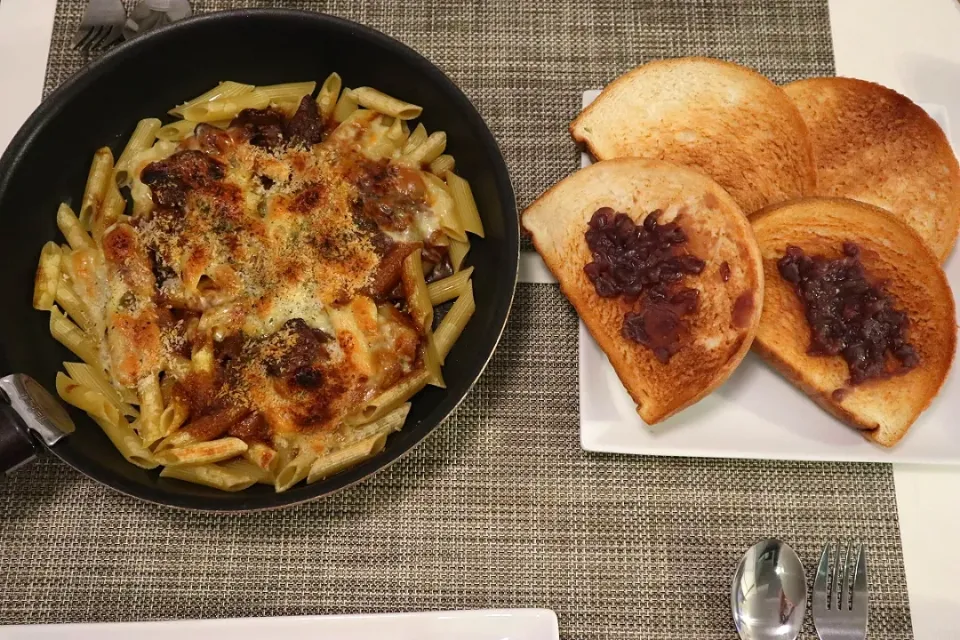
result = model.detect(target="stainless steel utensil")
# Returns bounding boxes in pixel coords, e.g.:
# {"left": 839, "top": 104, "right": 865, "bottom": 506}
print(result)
{"left": 813, "top": 541, "right": 868, "bottom": 640}
{"left": 731, "top": 538, "right": 807, "bottom": 640}
{"left": 72, "top": 0, "right": 127, "bottom": 52}
{"left": 123, "top": 0, "right": 193, "bottom": 41}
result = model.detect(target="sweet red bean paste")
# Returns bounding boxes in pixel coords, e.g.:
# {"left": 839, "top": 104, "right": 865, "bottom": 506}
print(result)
{"left": 777, "top": 242, "right": 919, "bottom": 384}
{"left": 584, "top": 208, "right": 705, "bottom": 363}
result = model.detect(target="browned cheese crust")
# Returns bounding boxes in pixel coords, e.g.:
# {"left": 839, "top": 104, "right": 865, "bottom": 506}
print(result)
{"left": 112, "top": 101, "right": 437, "bottom": 452}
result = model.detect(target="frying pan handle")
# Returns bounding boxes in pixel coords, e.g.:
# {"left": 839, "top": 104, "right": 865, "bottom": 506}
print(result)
{"left": 0, "top": 403, "right": 39, "bottom": 473}
{"left": 0, "top": 374, "right": 75, "bottom": 475}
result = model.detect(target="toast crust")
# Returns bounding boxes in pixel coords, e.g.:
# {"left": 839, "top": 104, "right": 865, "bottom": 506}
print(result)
{"left": 751, "top": 197, "right": 957, "bottom": 446}
{"left": 784, "top": 77, "right": 960, "bottom": 262}
{"left": 571, "top": 57, "right": 816, "bottom": 214}
{"left": 522, "top": 158, "right": 764, "bottom": 424}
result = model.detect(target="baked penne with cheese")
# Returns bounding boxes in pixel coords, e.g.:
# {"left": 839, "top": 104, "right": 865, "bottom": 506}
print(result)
{"left": 36, "top": 74, "right": 485, "bottom": 492}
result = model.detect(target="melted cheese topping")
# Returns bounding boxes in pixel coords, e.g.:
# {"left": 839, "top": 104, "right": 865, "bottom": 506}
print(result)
{"left": 94, "top": 110, "right": 443, "bottom": 451}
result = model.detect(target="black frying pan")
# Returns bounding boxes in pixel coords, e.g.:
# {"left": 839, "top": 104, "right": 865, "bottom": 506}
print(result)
{"left": 0, "top": 10, "right": 519, "bottom": 511}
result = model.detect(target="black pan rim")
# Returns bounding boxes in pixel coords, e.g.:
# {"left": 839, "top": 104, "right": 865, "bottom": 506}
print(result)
{"left": 0, "top": 8, "right": 520, "bottom": 512}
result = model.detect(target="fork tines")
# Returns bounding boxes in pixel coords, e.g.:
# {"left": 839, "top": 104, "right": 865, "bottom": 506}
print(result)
{"left": 72, "top": 0, "right": 127, "bottom": 52}
{"left": 72, "top": 24, "right": 124, "bottom": 52}
{"left": 813, "top": 541, "right": 869, "bottom": 640}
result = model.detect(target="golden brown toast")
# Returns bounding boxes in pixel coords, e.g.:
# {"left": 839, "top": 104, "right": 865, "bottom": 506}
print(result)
{"left": 523, "top": 158, "right": 764, "bottom": 424}
{"left": 784, "top": 77, "right": 960, "bottom": 262}
{"left": 570, "top": 57, "right": 816, "bottom": 214}
{"left": 751, "top": 197, "right": 956, "bottom": 447}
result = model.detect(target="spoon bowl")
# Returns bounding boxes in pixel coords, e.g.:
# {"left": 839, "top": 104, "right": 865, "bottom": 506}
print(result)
{"left": 731, "top": 538, "right": 807, "bottom": 640}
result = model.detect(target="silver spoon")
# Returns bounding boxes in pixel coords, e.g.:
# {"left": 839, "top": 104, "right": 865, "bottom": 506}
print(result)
{"left": 731, "top": 538, "right": 807, "bottom": 640}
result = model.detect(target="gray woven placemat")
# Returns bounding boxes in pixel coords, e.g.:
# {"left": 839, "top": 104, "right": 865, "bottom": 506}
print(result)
{"left": 1, "top": 1, "right": 912, "bottom": 639}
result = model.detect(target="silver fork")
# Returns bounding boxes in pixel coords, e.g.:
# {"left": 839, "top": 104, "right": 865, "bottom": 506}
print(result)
{"left": 813, "top": 541, "right": 869, "bottom": 640}
{"left": 72, "top": 0, "right": 127, "bottom": 52}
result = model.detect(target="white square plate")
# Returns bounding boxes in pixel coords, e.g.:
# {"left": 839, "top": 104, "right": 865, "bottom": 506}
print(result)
{"left": 578, "top": 90, "right": 960, "bottom": 464}
{"left": 5, "top": 609, "right": 560, "bottom": 640}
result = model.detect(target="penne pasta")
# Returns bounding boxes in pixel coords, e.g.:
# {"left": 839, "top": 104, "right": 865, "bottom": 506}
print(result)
{"left": 56, "top": 372, "right": 122, "bottom": 427}
{"left": 307, "top": 434, "right": 388, "bottom": 483}
{"left": 274, "top": 447, "right": 318, "bottom": 493}
{"left": 178, "top": 98, "right": 262, "bottom": 123}
{"left": 445, "top": 171, "right": 485, "bottom": 237}
{"left": 155, "top": 429, "right": 197, "bottom": 452}
{"left": 92, "top": 181, "right": 126, "bottom": 244}
{"left": 158, "top": 394, "right": 189, "bottom": 438}
{"left": 332, "top": 87, "right": 359, "bottom": 123}
{"left": 402, "top": 131, "right": 447, "bottom": 167}
{"left": 136, "top": 373, "right": 164, "bottom": 447}
{"left": 427, "top": 266, "right": 474, "bottom": 306}
{"left": 33, "top": 242, "right": 61, "bottom": 311}
{"left": 160, "top": 463, "right": 257, "bottom": 492}
{"left": 386, "top": 117, "right": 408, "bottom": 146}
{"left": 91, "top": 413, "right": 158, "bottom": 470}
{"left": 401, "top": 249, "right": 434, "bottom": 331}
{"left": 271, "top": 436, "right": 296, "bottom": 475}
{"left": 57, "top": 203, "right": 93, "bottom": 251}
{"left": 344, "top": 403, "right": 410, "bottom": 443}
{"left": 62, "top": 362, "right": 138, "bottom": 419}
{"left": 54, "top": 279, "right": 94, "bottom": 333}
{"left": 429, "top": 154, "right": 455, "bottom": 176}
{"left": 219, "top": 458, "right": 274, "bottom": 485}
{"left": 434, "top": 281, "right": 476, "bottom": 362}
{"left": 350, "top": 111, "right": 400, "bottom": 158}
{"left": 271, "top": 98, "right": 302, "bottom": 118}
{"left": 316, "top": 72, "right": 343, "bottom": 119}
{"left": 115, "top": 118, "right": 162, "bottom": 186}
{"left": 244, "top": 442, "right": 280, "bottom": 473}
{"left": 169, "top": 81, "right": 255, "bottom": 116}
{"left": 398, "top": 249, "right": 445, "bottom": 387}
{"left": 402, "top": 123, "right": 427, "bottom": 155}
{"left": 423, "top": 331, "right": 446, "bottom": 388}
{"left": 423, "top": 172, "right": 466, "bottom": 242}
{"left": 352, "top": 86, "right": 423, "bottom": 120}
{"left": 448, "top": 238, "right": 471, "bottom": 272}
{"left": 155, "top": 405, "right": 246, "bottom": 452}
{"left": 50, "top": 306, "right": 99, "bottom": 368}
{"left": 254, "top": 81, "right": 316, "bottom": 101}
{"left": 79, "top": 147, "right": 114, "bottom": 228}
{"left": 345, "top": 372, "right": 428, "bottom": 426}
{"left": 156, "top": 120, "right": 198, "bottom": 142}
{"left": 154, "top": 437, "right": 248, "bottom": 466}
{"left": 65, "top": 355, "right": 137, "bottom": 406}
{"left": 58, "top": 371, "right": 153, "bottom": 469}
{"left": 178, "top": 87, "right": 281, "bottom": 123}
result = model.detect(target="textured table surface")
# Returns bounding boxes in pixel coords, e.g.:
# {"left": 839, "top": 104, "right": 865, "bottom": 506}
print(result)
{"left": 0, "top": 2, "right": 912, "bottom": 639}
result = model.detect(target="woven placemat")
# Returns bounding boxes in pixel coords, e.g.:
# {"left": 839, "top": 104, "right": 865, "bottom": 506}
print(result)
{"left": 1, "top": 1, "right": 912, "bottom": 639}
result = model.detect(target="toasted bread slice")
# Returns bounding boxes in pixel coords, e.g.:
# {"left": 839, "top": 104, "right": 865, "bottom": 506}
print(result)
{"left": 570, "top": 57, "right": 816, "bottom": 214}
{"left": 784, "top": 77, "right": 960, "bottom": 262}
{"left": 751, "top": 197, "right": 956, "bottom": 447}
{"left": 523, "top": 158, "right": 764, "bottom": 424}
